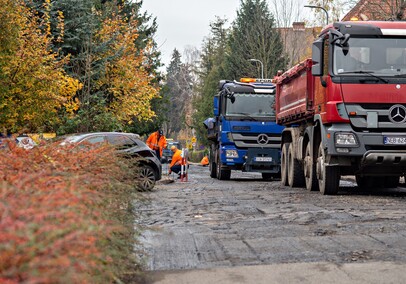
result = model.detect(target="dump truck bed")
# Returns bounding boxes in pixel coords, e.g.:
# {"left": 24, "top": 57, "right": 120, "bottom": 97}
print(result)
{"left": 275, "top": 59, "right": 315, "bottom": 125}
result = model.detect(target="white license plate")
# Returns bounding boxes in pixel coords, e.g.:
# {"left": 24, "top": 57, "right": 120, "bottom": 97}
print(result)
{"left": 384, "top": 136, "right": 406, "bottom": 145}
{"left": 255, "top": 157, "right": 273, "bottom": 162}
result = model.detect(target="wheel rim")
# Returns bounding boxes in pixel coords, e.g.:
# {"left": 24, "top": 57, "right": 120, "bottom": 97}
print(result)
{"left": 304, "top": 144, "right": 311, "bottom": 183}
{"left": 288, "top": 145, "right": 293, "bottom": 185}
{"left": 281, "top": 144, "right": 288, "bottom": 185}
{"left": 139, "top": 167, "right": 156, "bottom": 190}
{"left": 316, "top": 143, "right": 324, "bottom": 189}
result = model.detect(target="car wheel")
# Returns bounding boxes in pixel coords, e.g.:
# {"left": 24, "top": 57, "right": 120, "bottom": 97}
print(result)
{"left": 138, "top": 165, "right": 156, "bottom": 191}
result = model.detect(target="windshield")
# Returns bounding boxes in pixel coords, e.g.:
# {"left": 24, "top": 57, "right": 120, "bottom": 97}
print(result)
{"left": 226, "top": 93, "right": 275, "bottom": 118}
{"left": 333, "top": 37, "right": 406, "bottom": 77}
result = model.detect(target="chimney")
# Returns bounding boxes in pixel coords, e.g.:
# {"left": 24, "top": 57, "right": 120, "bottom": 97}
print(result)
{"left": 292, "top": 22, "right": 305, "bottom": 31}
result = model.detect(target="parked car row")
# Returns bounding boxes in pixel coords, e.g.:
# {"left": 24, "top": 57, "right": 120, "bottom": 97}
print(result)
{"left": 59, "top": 132, "right": 162, "bottom": 191}
{"left": 6, "top": 131, "right": 181, "bottom": 190}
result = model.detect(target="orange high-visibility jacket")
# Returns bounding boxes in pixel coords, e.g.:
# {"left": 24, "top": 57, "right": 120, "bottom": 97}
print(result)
{"left": 169, "top": 149, "right": 186, "bottom": 168}
{"left": 200, "top": 156, "right": 209, "bottom": 166}
{"left": 146, "top": 131, "right": 167, "bottom": 157}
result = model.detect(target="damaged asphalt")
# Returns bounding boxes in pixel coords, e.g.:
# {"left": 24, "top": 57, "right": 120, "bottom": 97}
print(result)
{"left": 135, "top": 164, "right": 406, "bottom": 283}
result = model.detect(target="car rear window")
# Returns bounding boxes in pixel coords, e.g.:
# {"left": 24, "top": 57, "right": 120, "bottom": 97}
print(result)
{"left": 107, "top": 135, "right": 138, "bottom": 149}
{"left": 83, "top": 136, "right": 106, "bottom": 144}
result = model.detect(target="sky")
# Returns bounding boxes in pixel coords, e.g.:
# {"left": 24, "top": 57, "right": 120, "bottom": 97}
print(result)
{"left": 141, "top": 0, "right": 241, "bottom": 69}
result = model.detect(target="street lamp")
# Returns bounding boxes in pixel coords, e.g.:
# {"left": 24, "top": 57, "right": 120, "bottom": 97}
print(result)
{"left": 304, "top": 5, "right": 329, "bottom": 27}
{"left": 249, "top": 58, "right": 264, "bottom": 79}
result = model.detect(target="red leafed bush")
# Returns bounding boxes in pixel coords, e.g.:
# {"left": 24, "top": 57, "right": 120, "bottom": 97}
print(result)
{"left": 0, "top": 140, "right": 139, "bottom": 283}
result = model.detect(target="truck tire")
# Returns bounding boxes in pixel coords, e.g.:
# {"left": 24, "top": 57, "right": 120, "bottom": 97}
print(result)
{"left": 356, "top": 176, "right": 399, "bottom": 189}
{"left": 209, "top": 160, "right": 217, "bottom": 178}
{"left": 288, "top": 143, "right": 305, "bottom": 187}
{"left": 356, "top": 175, "right": 374, "bottom": 189}
{"left": 304, "top": 143, "right": 318, "bottom": 191}
{"left": 316, "top": 143, "right": 339, "bottom": 195}
{"left": 216, "top": 156, "right": 231, "bottom": 180}
{"left": 385, "top": 176, "right": 399, "bottom": 188}
{"left": 281, "top": 143, "right": 290, "bottom": 186}
{"left": 262, "top": 173, "right": 273, "bottom": 180}
{"left": 209, "top": 145, "right": 217, "bottom": 178}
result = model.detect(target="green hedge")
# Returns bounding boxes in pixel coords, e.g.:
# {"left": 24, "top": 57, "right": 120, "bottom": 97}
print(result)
{"left": 188, "top": 149, "right": 208, "bottom": 163}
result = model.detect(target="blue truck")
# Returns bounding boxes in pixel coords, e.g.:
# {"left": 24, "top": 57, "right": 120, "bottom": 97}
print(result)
{"left": 205, "top": 78, "right": 284, "bottom": 180}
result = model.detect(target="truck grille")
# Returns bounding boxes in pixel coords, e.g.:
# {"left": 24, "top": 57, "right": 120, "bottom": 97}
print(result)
{"left": 347, "top": 104, "right": 406, "bottom": 130}
{"left": 231, "top": 133, "right": 281, "bottom": 149}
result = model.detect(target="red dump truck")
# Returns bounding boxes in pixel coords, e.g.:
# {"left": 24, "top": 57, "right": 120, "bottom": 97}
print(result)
{"left": 276, "top": 21, "right": 406, "bottom": 195}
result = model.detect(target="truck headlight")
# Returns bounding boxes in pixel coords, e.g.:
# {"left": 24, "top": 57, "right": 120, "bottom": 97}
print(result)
{"left": 335, "top": 132, "right": 358, "bottom": 146}
{"left": 226, "top": 150, "right": 238, "bottom": 158}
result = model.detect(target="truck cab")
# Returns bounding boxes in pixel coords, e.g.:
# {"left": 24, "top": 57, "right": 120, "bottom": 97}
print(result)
{"left": 277, "top": 21, "right": 406, "bottom": 194}
{"left": 206, "top": 78, "right": 284, "bottom": 180}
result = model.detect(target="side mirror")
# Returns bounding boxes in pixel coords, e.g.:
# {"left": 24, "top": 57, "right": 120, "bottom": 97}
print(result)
{"left": 213, "top": 95, "right": 219, "bottom": 116}
{"left": 311, "top": 38, "right": 324, "bottom": 76}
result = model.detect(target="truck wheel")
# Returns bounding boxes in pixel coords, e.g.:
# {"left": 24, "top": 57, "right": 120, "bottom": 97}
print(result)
{"left": 385, "top": 176, "right": 399, "bottom": 188}
{"left": 358, "top": 176, "right": 399, "bottom": 189}
{"left": 281, "top": 143, "right": 290, "bottom": 186}
{"left": 316, "top": 143, "right": 339, "bottom": 195}
{"left": 304, "top": 143, "right": 318, "bottom": 191}
{"left": 356, "top": 176, "right": 385, "bottom": 189}
{"left": 209, "top": 146, "right": 217, "bottom": 178}
{"left": 356, "top": 175, "right": 373, "bottom": 189}
{"left": 209, "top": 160, "right": 217, "bottom": 178}
{"left": 262, "top": 173, "right": 273, "bottom": 180}
{"left": 288, "top": 143, "right": 305, "bottom": 187}
{"left": 216, "top": 157, "right": 231, "bottom": 180}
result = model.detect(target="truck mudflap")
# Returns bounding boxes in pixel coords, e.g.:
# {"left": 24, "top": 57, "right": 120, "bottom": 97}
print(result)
{"left": 361, "top": 150, "right": 406, "bottom": 173}
{"left": 243, "top": 148, "right": 280, "bottom": 173}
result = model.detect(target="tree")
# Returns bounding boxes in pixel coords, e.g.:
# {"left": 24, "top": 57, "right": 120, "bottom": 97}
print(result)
{"left": 307, "top": 0, "right": 345, "bottom": 24}
{"left": 270, "top": 0, "right": 313, "bottom": 66}
{"left": 271, "top": 0, "right": 302, "bottom": 28}
{"left": 192, "top": 17, "right": 229, "bottom": 145}
{"left": 0, "top": 0, "right": 81, "bottom": 133}
{"left": 23, "top": 0, "right": 163, "bottom": 134}
{"left": 164, "top": 49, "right": 194, "bottom": 138}
{"left": 342, "top": 0, "right": 406, "bottom": 21}
{"left": 225, "top": 0, "right": 288, "bottom": 80}
{"left": 95, "top": 12, "right": 159, "bottom": 122}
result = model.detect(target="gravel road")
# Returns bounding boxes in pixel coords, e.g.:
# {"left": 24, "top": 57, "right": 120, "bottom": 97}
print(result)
{"left": 135, "top": 164, "right": 406, "bottom": 283}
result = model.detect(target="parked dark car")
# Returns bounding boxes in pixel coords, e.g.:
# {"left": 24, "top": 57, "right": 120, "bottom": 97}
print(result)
{"left": 161, "top": 141, "right": 182, "bottom": 164}
{"left": 60, "top": 132, "right": 162, "bottom": 191}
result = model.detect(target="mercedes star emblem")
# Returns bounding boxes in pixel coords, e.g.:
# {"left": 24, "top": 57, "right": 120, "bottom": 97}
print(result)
{"left": 257, "top": 134, "right": 269, "bottom": 145}
{"left": 389, "top": 104, "right": 406, "bottom": 124}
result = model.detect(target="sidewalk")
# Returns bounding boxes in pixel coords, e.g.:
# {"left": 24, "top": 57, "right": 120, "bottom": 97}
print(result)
{"left": 147, "top": 261, "right": 406, "bottom": 284}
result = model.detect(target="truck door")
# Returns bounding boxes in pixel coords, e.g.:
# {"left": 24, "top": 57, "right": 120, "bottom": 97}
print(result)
{"left": 314, "top": 37, "right": 329, "bottom": 116}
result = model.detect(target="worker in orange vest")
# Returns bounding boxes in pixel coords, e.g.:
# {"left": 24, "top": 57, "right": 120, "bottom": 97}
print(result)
{"left": 146, "top": 129, "right": 167, "bottom": 159}
{"left": 168, "top": 145, "right": 188, "bottom": 178}
{"left": 200, "top": 156, "right": 209, "bottom": 166}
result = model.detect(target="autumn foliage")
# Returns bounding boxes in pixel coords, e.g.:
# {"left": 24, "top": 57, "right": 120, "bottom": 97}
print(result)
{"left": 95, "top": 12, "right": 160, "bottom": 123}
{"left": 0, "top": 0, "right": 82, "bottom": 133}
{"left": 0, "top": 141, "right": 140, "bottom": 282}
{"left": 0, "top": 0, "right": 161, "bottom": 134}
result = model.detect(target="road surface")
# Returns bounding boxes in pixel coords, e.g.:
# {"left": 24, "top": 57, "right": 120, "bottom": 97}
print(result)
{"left": 135, "top": 164, "right": 406, "bottom": 283}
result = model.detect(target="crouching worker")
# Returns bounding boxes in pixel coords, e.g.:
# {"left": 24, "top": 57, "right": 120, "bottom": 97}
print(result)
{"left": 200, "top": 156, "right": 209, "bottom": 166}
{"left": 168, "top": 145, "right": 188, "bottom": 179}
